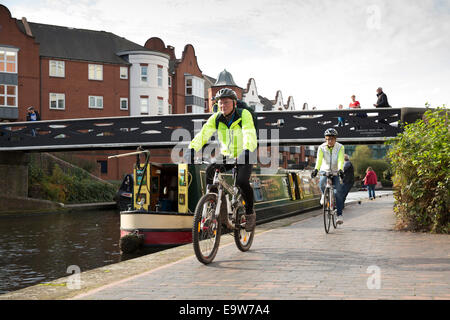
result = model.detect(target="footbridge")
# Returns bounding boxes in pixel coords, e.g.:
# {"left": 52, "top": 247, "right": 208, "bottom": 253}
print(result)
{"left": 0, "top": 107, "right": 426, "bottom": 152}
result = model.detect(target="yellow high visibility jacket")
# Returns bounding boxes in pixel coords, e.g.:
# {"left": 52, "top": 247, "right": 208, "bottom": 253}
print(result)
{"left": 189, "top": 108, "right": 257, "bottom": 158}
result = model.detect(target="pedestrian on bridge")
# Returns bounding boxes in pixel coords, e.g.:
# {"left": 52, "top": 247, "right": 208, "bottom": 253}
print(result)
{"left": 26, "top": 106, "right": 41, "bottom": 137}
{"left": 363, "top": 167, "right": 378, "bottom": 200}
{"left": 349, "top": 94, "right": 367, "bottom": 119}
{"left": 373, "top": 87, "right": 391, "bottom": 108}
{"left": 337, "top": 104, "right": 345, "bottom": 127}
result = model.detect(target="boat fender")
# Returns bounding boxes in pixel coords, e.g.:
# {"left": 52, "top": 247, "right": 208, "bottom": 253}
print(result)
{"left": 119, "top": 230, "right": 144, "bottom": 254}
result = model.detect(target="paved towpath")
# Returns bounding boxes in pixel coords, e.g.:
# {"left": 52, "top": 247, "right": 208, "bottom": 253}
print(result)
{"left": 72, "top": 194, "right": 450, "bottom": 300}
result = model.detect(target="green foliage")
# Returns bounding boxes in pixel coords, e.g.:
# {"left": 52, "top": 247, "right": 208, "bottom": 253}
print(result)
{"left": 351, "top": 145, "right": 390, "bottom": 181}
{"left": 386, "top": 107, "right": 449, "bottom": 233}
{"left": 28, "top": 157, "right": 116, "bottom": 204}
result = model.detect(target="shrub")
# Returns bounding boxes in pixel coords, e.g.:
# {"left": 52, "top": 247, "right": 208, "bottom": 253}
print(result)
{"left": 28, "top": 154, "right": 116, "bottom": 204}
{"left": 386, "top": 107, "right": 449, "bottom": 233}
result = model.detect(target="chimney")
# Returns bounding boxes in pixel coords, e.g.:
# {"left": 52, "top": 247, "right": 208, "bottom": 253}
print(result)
{"left": 21, "top": 17, "right": 33, "bottom": 37}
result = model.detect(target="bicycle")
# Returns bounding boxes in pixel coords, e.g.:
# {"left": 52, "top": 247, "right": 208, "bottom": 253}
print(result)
{"left": 321, "top": 171, "right": 341, "bottom": 233}
{"left": 192, "top": 158, "right": 255, "bottom": 264}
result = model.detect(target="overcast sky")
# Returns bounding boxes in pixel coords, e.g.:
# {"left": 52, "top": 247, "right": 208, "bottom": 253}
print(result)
{"left": 4, "top": 0, "right": 450, "bottom": 109}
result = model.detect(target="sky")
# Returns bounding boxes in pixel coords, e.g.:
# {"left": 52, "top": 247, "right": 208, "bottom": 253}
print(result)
{"left": 3, "top": 0, "right": 450, "bottom": 109}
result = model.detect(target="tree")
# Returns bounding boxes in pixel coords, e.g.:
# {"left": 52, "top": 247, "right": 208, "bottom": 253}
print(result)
{"left": 351, "top": 145, "right": 373, "bottom": 178}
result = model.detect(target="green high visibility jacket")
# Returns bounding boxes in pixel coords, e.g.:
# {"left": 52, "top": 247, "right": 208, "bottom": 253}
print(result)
{"left": 189, "top": 109, "right": 257, "bottom": 158}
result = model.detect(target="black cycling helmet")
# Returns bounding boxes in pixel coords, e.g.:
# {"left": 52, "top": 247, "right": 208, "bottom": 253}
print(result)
{"left": 324, "top": 128, "right": 338, "bottom": 137}
{"left": 214, "top": 88, "right": 238, "bottom": 101}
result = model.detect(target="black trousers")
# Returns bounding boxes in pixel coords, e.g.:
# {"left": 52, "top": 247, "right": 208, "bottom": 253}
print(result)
{"left": 205, "top": 163, "right": 254, "bottom": 214}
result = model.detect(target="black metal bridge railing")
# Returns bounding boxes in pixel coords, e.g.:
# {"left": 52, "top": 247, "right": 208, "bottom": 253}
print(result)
{"left": 0, "top": 108, "right": 426, "bottom": 152}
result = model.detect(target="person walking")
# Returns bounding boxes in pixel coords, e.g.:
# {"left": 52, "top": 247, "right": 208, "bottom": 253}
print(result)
{"left": 26, "top": 106, "right": 41, "bottom": 137}
{"left": 342, "top": 154, "right": 354, "bottom": 205}
{"left": 337, "top": 104, "right": 345, "bottom": 127}
{"left": 363, "top": 167, "right": 378, "bottom": 200}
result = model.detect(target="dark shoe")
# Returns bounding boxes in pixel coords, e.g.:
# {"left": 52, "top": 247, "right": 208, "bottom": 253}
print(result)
{"left": 244, "top": 211, "right": 256, "bottom": 232}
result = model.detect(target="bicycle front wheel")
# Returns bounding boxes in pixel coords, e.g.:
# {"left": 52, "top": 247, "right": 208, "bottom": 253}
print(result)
{"left": 323, "top": 188, "right": 331, "bottom": 233}
{"left": 234, "top": 206, "right": 254, "bottom": 252}
{"left": 331, "top": 190, "right": 337, "bottom": 229}
{"left": 192, "top": 193, "right": 221, "bottom": 264}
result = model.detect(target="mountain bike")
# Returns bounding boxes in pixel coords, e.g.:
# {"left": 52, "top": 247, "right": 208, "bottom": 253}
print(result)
{"left": 322, "top": 171, "right": 339, "bottom": 233}
{"left": 192, "top": 159, "right": 255, "bottom": 264}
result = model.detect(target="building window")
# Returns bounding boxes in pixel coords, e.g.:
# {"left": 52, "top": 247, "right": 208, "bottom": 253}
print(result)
{"left": 0, "top": 85, "right": 17, "bottom": 107}
{"left": 185, "top": 105, "right": 192, "bottom": 113}
{"left": 157, "top": 66, "right": 163, "bottom": 87}
{"left": 88, "top": 64, "right": 103, "bottom": 81}
{"left": 185, "top": 78, "right": 192, "bottom": 95}
{"left": 49, "top": 60, "right": 65, "bottom": 77}
{"left": 140, "top": 65, "right": 148, "bottom": 82}
{"left": 168, "top": 76, "right": 172, "bottom": 88}
{"left": 120, "top": 67, "right": 128, "bottom": 79}
{"left": 140, "top": 97, "right": 149, "bottom": 114}
{"left": 192, "top": 106, "right": 204, "bottom": 114}
{"left": 120, "top": 98, "right": 128, "bottom": 110}
{"left": 50, "top": 93, "right": 65, "bottom": 110}
{"left": 185, "top": 76, "right": 204, "bottom": 97}
{"left": 157, "top": 97, "right": 163, "bottom": 115}
{"left": 0, "top": 49, "right": 17, "bottom": 73}
{"left": 89, "top": 96, "right": 103, "bottom": 109}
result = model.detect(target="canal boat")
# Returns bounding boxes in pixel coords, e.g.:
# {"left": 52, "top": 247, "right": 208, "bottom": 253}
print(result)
{"left": 111, "top": 150, "right": 321, "bottom": 253}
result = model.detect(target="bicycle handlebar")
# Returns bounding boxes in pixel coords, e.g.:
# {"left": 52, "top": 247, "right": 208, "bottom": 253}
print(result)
{"left": 320, "top": 171, "right": 338, "bottom": 177}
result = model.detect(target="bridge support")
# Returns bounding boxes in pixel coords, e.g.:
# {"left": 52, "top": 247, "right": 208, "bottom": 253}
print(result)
{"left": 0, "top": 151, "right": 30, "bottom": 198}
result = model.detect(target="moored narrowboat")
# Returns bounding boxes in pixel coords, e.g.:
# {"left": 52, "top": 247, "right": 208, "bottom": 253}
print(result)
{"left": 113, "top": 151, "right": 321, "bottom": 253}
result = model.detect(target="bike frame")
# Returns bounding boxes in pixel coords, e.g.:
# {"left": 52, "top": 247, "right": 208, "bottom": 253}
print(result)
{"left": 324, "top": 172, "right": 337, "bottom": 211}
{"left": 207, "top": 161, "right": 244, "bottom": 230}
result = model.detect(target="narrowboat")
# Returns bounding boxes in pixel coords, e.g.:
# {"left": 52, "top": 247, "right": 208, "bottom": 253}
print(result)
{"left": 112, "top": 151, "right": 321, "bottom": 253}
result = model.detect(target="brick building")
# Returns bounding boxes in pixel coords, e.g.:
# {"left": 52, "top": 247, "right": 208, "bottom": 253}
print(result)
{"left": 0, "top": 4, "right": 310, "bottom": 179}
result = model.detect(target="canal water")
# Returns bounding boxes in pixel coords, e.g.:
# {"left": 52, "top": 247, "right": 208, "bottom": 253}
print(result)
{"left": 0, "top": 209, "right": 157, "bottom": 295}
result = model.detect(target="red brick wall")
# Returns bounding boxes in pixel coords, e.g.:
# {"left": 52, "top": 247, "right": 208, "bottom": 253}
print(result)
{"left": 171, "top": 44, "right": 203, "bottom": 114}
{"left": 0, "top": 5, "right": 40, "bottom": 121}
{"left": 40, "top": 58, "right": 130, "bottom": 120}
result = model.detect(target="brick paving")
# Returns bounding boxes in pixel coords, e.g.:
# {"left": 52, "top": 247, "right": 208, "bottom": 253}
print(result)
{"left": 73, "top": 195, "right": 450, "bottom": 300}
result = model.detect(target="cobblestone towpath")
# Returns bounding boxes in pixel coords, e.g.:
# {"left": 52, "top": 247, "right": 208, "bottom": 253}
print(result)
{"left": 71, "top": 195, "right": 449, "bottom": 300}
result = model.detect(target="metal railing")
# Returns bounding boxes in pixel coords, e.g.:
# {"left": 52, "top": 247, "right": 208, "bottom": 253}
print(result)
{"left": 0, "top": 108, "right": 426, "bottom": 151}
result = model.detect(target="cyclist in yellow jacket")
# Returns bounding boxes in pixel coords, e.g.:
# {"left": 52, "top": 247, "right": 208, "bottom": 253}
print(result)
{"left": 185, "top": 88, "right": 258, "bottom": 231}
{"left": 311, "top": 128, "right": 346, "bottom": 224}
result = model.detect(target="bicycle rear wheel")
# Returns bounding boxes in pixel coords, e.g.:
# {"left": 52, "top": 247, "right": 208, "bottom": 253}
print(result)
{"left": 323, "top": 188, "right": 331, "bottom": 233}
{"left": 234, "top": 206, "right": 254, "bottom": 252}
{"left": 192, "top": 193, "right": 221, "bottom": 264}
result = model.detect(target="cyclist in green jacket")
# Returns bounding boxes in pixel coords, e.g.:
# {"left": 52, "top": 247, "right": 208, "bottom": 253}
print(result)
{"left": 311, "top": 128, "right": 346, "bottom": 224}
{"left": 185, "top": 88, "right": 258, "bottom": 231}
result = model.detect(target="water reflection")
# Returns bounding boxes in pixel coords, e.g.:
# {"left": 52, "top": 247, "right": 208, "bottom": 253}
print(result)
{"left": 0, "top": 209, "right": 164, "bottom": 294}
